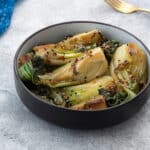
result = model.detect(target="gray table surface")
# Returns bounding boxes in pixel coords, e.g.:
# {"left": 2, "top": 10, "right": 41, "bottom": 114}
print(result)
{"left": 0, "top": 0, "right": 150, "bottom": 149}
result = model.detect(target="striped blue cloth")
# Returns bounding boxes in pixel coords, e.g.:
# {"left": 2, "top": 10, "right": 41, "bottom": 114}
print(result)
{"left": 0, "top": 0, "right": 16, "bottom": 35}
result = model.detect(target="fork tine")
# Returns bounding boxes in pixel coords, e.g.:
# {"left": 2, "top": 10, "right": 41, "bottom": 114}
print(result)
{"left": 114, "top": 0, "right": 124, "bottom": 5}
{"left": 106, "top": 0, "right": 116, "bottom": 7}
{"left": 106, "top": 0, "right": 132, "bottom": 10}
{"left": 112, "top": 0, "right": 134, "bottom": 8}
{"left": 115, "top": 0, "right": 133, "bottom": 11}
{"left": 111, "top": 0, "right": 128, "bottom": 8}
{"left": 106, "top": 0, "right": 121, "bottom": 8}
{"left": 106, "top": 0, "right": 126, "bottom": 12}
{"left": 113, "top": 0, "right": 129, "bottom": 10}
{"left": 111, "top": 0, "right": 121, "bottom": 5}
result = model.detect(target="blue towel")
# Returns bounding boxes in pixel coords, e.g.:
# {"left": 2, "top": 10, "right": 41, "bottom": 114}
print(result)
{"left": 0, "top": 0, "right": 16, "bottom": 35}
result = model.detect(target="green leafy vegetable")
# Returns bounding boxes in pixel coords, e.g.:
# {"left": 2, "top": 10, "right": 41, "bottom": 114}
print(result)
{"left": 18, "top": 61, "right": 33, "bottom": 81}
{"left": 101, "top": 40, "right": 120, "bottom": 61}
{"left": 99, "top": 87, "right": 136, "bottom": 107}
{"left": 18, "top": 56, "right": 57, "bottom": 82}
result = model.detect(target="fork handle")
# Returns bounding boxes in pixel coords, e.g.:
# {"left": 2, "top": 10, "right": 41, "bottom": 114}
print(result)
{"left": 138, "top": 8, "right": 150, "bottom": 13}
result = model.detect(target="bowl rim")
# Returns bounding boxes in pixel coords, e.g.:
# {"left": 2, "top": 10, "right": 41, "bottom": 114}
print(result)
{"left": 14, "top": 21, "right": 150, "bottom": 112}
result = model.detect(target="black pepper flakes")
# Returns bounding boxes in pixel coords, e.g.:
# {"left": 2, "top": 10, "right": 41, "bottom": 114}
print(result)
{"left": 44, "top": 47, "right": 47, "bottom": 51}
{"left": 72, "top": 58, "right": 78, "bottom": 75}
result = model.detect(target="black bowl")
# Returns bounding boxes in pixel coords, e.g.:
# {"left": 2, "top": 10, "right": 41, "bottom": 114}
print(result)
{"left": 14, "top": 21, "right": 150, "bottom": 129}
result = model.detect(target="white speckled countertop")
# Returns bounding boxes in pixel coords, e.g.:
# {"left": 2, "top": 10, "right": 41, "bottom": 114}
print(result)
{"left": 0, "top": 0, "right": 150, "bottom": 149}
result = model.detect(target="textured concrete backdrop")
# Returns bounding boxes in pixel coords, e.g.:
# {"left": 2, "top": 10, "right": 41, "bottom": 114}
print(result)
{"left": 0, "top": 0, "right": 150, "bottom": 150}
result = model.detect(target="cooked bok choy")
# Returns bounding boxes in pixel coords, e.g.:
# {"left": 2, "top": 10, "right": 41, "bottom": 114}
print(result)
{"left": 37, "top": 47, "right": 108, "bottom": 87}
{"left": 34, "top": 48, "right": 82, "bottom": 66}
{"left": 51, "top": 76, "right": 115, "bottom": 110}
{"left": 18, "top": 61, "right": 33, "bottom": 81}
{"left": 110, "top": 43, "right": 147, "bottom": 94}
{"left": 32, "top": 30, "right": 104, "bottom": 66}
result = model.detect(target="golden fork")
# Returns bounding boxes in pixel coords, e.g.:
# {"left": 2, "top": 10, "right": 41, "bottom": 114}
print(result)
{"left": 105, "top": 0, "right": 150, "bottom": 13}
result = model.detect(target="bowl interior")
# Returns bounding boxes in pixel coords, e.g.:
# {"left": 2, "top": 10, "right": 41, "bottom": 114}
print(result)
{"left": 15, "top": 21, "right": 150, "bottom": 104}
